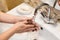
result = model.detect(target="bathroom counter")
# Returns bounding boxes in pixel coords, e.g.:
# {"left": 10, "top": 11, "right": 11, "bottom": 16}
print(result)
{"left": 6, "top": 3, "right": 60, "bottom": 40}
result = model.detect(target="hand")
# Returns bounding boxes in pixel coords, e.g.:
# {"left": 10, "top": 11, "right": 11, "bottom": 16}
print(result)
{"left": 13, "top": 19, "right": 40, "bottom": 33}
{"left": 13, "top": 20, "right": 39, "bottom": 33}
{"left": 15, "top": 16, "right": 32, "bottom": 22}
{"left": 0, "top": 12, "right": 33, "bottom": 23}
{"left": 58, "top": 0, "right": 60, "bottom": 6}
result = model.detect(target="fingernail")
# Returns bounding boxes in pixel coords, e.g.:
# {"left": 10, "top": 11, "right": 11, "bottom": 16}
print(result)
{"left": 35, "top": 29, "right": 37, "bottom": 30}
{"left": 32, "top": 30, "right": 35, "bottom": 31}
{"left": 27, "top": 20, "right": 33, "bottom": 24}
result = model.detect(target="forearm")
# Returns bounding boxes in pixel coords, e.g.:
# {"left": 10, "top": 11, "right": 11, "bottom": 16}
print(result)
{"left": 0, "top": 26, "right": 17, "bottom": 40}
{"left": 0, "top": 11, "right": 21, "bottom": 23}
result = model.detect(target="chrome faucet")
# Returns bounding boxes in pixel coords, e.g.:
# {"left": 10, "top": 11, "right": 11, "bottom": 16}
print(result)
{"left": 33, "top": 3, "right": 56, "bottom": 24}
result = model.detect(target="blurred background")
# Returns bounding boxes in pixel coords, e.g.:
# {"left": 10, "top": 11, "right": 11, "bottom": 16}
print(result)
{"left": 0, "top": 0, "right": 60, "bottom": 12}
{"left": 0, "top": 0, "right": 24, "bottom": 12}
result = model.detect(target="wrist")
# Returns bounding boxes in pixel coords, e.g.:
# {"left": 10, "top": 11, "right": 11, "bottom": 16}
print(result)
{"left": 11, "top": 26, "right": 18, "bottom": 33}
{"left": 12, "top": 26, "right": 21, "bottom": 33}
{"left": 0, "top": 26, "right": 18, "bottom": 40}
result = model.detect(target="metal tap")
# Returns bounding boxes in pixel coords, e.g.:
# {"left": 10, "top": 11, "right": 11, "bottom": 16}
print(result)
{"left": 33, "top": 3, "right": 56, "bottom": 24}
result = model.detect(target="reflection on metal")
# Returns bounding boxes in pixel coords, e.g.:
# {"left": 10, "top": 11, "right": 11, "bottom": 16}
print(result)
{"left": 34, "top": 3, "right": 60, "bottom": 24}
{"left": 53, "top": 0, "right": 57, "bottom": 8}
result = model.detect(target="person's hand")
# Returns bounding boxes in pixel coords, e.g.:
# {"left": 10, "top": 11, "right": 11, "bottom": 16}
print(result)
{"left": 0, "top": 12, "right": 33, "bottom": 24}
{"left": 13, "top": 20, "right": 40, "bottom": 33}
{"left": 15, "top": 16, "right": 32, "bottom": 22}
{"left": 58, "top": 0, "right": 60, "bottom": 6}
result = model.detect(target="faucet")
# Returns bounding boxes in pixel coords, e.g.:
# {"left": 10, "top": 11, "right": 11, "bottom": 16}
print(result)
{"left": 33, "top": 3, "right": 56, "bottom": 24}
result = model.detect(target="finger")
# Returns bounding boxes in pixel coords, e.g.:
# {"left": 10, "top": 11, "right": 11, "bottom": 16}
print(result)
{"left": 22, "top": 20, "right": 33, "bottom": 24}
{"left": 33, "top": 21, "right": 39, "bottom": 27}
{"left": 23, "top": 21, "right": 33, "bottom": 25}
{"left": 32, "top": 21, "right": 40, "bottom": 30}
{"left": 35, "top": 23, "right": 40, "bottom": 29}
{"left": 32, "top": 21, "right": 37, "bottom": 27}
{"left": 22, "top": 20, "right": 28, "bottom": 24}
{"left": 23, "top": 17, "right": 33, "bottom": 21}
{"left": 23, "top": 20, "right": 32, "bottom": 25}
{"left": 16, "top": 27, "right": 38, "bottom": 33}
{"left": 26, "top": 20, "right": 33, "bottom": 24}
{"left": 19, "top": 16, "right": 33, "bottom": 22}
{"left": 35, "top": 26, "right": 40, "bottom": 31}
{"left": 23, "top": 28, "right": 36, "bottom": 32}
{"left": 17, "top": 28, "right": 35, "bottom": 33}
{"left": 25, "top": 25, "right": 34, "bottom": 29}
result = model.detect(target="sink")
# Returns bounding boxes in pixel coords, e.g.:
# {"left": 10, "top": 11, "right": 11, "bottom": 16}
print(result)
{"left": 0, "top": 23, "right": 59, "bottom": 40}
{"left": 55, "top": 23, "right": 60, "bottom": 32}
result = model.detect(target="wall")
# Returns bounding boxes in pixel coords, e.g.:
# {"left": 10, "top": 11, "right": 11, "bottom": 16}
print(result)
{"left": 0, "top": 0, "right": 8, "bottom": 12}
{"left": 6, "top": 0, "right": 24, "bottom": 10}
{"left": 41, "top": 0, "right": 56, "bottom": 7}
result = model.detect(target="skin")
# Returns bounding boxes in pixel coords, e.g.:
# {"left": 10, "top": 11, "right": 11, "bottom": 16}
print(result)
{"left": 58, "top": 0, "right": 60, "bottom": 6}
{"left": 0, "top": 11, "right": 32, "bottom": 23}
{"left": 0, "top": 11, "right": 39, "bottom": 40}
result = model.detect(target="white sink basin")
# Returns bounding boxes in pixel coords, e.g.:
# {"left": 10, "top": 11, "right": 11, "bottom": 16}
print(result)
{"left": 0, "top": 23, "right": 59, "bottom": 40}
{"left": 55, "top": 23, "right": 60, "bottom": 33}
